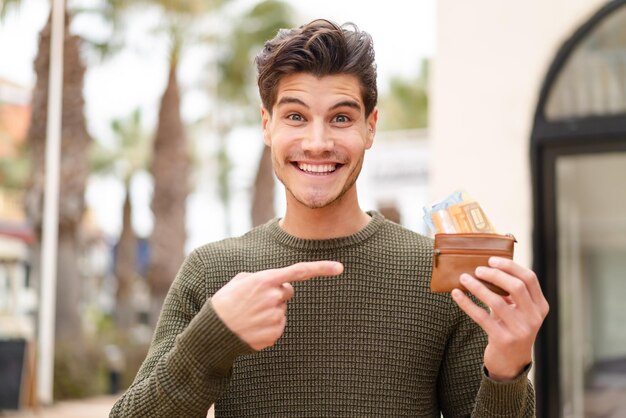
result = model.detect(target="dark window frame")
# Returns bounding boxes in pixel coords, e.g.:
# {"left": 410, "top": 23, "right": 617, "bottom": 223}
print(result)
{"left": 531, "top": 1, "right": 626, "bottom": 417}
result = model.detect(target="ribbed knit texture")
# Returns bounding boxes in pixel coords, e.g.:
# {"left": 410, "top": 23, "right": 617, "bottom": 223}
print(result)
{"left": 110, "top": 211, "right": 535, "bottom": 417}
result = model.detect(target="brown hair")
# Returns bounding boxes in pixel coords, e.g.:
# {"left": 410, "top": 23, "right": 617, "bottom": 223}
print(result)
{"left": 255, "top": 19, "right": 377, "bottom": 116}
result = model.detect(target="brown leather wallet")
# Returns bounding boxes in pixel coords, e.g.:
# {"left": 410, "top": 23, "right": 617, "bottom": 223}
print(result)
{"left": 430, "top": 233, "right": 516, "bottom": 296}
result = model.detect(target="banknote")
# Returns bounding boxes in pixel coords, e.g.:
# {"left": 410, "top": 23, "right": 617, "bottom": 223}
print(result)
{"left": 423, "top": 191, "right": 496, "bottom": 234}
{"left": 422, "top": 190, "right": 465, "bottom": 232}
{"left": 447, "top": 201, "right": 496, "bottom": 233}
{"left": 431, "top": 209, "right": 456, "bottom": 233}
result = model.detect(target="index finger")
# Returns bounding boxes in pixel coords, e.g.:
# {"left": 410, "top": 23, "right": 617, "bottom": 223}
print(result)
{"left": 263, "top": 261, "right": 344, "bottom": 285}
{"left": 488, "top": 257, "right": 547, "bottom": 307}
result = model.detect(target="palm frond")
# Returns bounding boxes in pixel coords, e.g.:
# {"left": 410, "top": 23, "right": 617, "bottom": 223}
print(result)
{"left": 0, "top": 0, "right": 23, "bottom": 21}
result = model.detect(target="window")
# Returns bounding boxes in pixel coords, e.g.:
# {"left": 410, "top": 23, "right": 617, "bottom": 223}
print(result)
{"left": 532, "top": 2, "right": 626, "bottom": 417}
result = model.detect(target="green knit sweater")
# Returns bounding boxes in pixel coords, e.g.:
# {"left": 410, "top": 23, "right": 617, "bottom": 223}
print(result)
{"left": 110, "top": 211, "right": 534, "bottom": 417}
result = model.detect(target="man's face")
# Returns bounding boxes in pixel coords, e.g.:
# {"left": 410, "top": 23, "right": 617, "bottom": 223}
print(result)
{"left": 261, "top": 73, "right": 377, "bottom": 210}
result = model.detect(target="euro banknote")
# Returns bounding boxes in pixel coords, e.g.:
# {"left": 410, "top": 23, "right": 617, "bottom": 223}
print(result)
{"left": 424, "top": 192, "right": 496, "bottom": 234}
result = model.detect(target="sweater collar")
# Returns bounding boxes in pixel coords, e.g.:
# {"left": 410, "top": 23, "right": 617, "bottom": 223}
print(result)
{"left": 265, "top": 210, "right": 385, "bottom": 250}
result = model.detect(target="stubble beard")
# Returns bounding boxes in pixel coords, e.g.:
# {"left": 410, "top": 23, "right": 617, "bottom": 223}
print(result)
{"left": 274, "top": 153, "right": 364, "bottom": 210}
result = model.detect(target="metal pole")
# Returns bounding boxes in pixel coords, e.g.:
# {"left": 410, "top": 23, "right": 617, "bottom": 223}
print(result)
{"left": 37, "top": 0, "right": 65, "bottom": 405}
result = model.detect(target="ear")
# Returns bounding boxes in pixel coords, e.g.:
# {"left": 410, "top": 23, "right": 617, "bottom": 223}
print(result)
{"left": 261, "top": 106, "right": 271, "bottom": 147}
{"left": 365, "top": 108, "right": 378, "bottom": 150}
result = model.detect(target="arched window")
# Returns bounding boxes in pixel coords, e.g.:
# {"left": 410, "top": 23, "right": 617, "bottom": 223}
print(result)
{"left": 532, "top": 2, "right": 626, "bottom": 418}
{"left": 546, "top": 6, "right": 626, "bottom": 120}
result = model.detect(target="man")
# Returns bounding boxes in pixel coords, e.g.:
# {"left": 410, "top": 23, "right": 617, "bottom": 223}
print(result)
{"left": 111, "top": 19, "right": 548, "bottom": 417}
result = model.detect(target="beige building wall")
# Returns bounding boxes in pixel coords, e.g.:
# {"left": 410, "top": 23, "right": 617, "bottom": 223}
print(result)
{"left": 431, "top": 0, "right": 607, "bottom": 267}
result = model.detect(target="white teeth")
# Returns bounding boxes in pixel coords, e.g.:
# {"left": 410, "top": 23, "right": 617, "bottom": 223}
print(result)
{"left": 298, "top": 163, "right": 337, "bottom": 173}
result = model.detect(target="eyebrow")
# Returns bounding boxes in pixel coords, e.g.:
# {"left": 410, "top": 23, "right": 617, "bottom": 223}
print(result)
{"left": 276, "top": 97, "right": 363, "bottom": 112}
{"left": 330, "top": 100, "right": 362, "bottom": 112}
{"left": 277, "top": 97, "right": 308, "bottom": 108}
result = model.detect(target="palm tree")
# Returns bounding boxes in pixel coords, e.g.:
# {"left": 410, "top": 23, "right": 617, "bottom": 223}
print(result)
{"left": 0, "top": 0, "right": 20, "bottom": 18}
{"left": 377, "top": 59, "right": 429, "bottom": 131}
{"left": 251, "top": 143, "right": 274, "bottom": 226}
{"left": 90, "top": 109, "right": 151, "bottom": 330}
{"left": 143, "top": 0, "right": 228, "bottom": 324}
{"left": 2, "top": 0, "right": 126, "bottom": 343}
{"left": 147, "top": 53, "right": 188, "bottom": 324}
{"left": 215, "top": 0, "right": 294, "bottom": 227}
{"left": 21, "top": 8, "right": 91, "bottom": 342}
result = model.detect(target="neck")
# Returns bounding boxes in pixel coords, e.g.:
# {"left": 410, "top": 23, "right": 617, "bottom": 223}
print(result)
{"left": 279, "top": 188, "right": 371, "bottom": 239}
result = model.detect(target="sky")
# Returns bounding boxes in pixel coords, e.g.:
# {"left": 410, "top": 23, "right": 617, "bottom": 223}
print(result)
{"left": 0, "top": 0, "right": 436, "bottom": 247}
{"left": 0, "top": 0, "right": 436, "bottom": 84}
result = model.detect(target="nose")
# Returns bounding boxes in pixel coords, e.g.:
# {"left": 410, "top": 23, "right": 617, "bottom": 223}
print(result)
{"left": 302, "top": 122, "right": 333, "bottom": 155}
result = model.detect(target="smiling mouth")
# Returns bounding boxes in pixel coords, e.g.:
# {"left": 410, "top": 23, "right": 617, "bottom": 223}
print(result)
{"left": 294, "top": 162, "right": 341, "bottom": 174}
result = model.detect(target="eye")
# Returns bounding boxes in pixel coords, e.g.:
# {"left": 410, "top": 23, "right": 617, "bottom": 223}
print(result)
{"left": 333, "top": 114, "right": 350, "bottom": 123}
{"left": 287, "top": 113, "right": 304, "bottom": 122}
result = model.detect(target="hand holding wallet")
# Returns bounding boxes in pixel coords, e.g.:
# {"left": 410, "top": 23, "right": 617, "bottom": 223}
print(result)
{"left": 430, "top": 233, "right": 516, "bottom": 296}
{"left": 424, "top": 191, "right": 516, "bottom": 296}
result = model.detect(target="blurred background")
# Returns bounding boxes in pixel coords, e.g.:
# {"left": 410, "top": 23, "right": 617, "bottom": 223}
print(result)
{"left": 0, "top": 0, "right": 625, "bottom": 417}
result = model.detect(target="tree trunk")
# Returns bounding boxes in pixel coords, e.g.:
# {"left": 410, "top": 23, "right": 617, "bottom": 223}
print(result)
{"left": 251, "top": 145, "right": 275, "bottom": 227}
{"left": 55, "top": 230, "right": 83, "bottom": 341}
{"left": 115, "top": 187, "right": 137, "bottom": 330}
{"left": 147, "top": 62, "right": 188, "bottom": 326}
{"left": 24, "top": 10, "right": 90, "bottom": 341}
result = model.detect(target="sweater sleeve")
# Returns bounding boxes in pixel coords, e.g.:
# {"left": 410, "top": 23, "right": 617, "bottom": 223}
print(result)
{"left": 472, "top": 364, "right": 535, "bottom": 417}
{"left": 109, "top": 250, "right": 253, "bottom": 418}
{"left": 437, "top": 296, "right": 535, "bottom": 417}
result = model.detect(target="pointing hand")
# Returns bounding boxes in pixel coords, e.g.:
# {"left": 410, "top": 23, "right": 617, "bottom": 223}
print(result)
{"left": 211, "top": 261, "right": 344, "bottom": 350}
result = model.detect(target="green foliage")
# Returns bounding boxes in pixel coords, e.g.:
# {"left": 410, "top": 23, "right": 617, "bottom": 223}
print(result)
{"left": 52, "top": 317, "right": 151, "bottom": 399}
{"left": 211, "top": 0, "right": 295, "bottom": 214}
{"left": 216, "top": 0, "right": 294, "bottom": 118}
{"left": 0, "top": 0, "right": 21, "bottom": 20}
{"left": 0, "top": 139, "right": 29, "bottom": 189}
{"left": 124, "top": 0, "right": 229, "bottom": 65}
{"left": 149, "top": 0, "right": 216, "bottom": 14}
{"left": 89, "top": 108, "right": 151, "bottom": 184}
{"left": 53, "top": 340, "right": 107, "bottom": 399}
{"left": 378, "top": 59, "right": 429, "bottom": 131}
{"left": 52, "top": 306, "right": 150, "bottom": 399}
{"left": 70, "top": 0, "right": 128, "bottom": 64}
{"left": 84, "top": 309, "right": 151, "bottom": 392}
